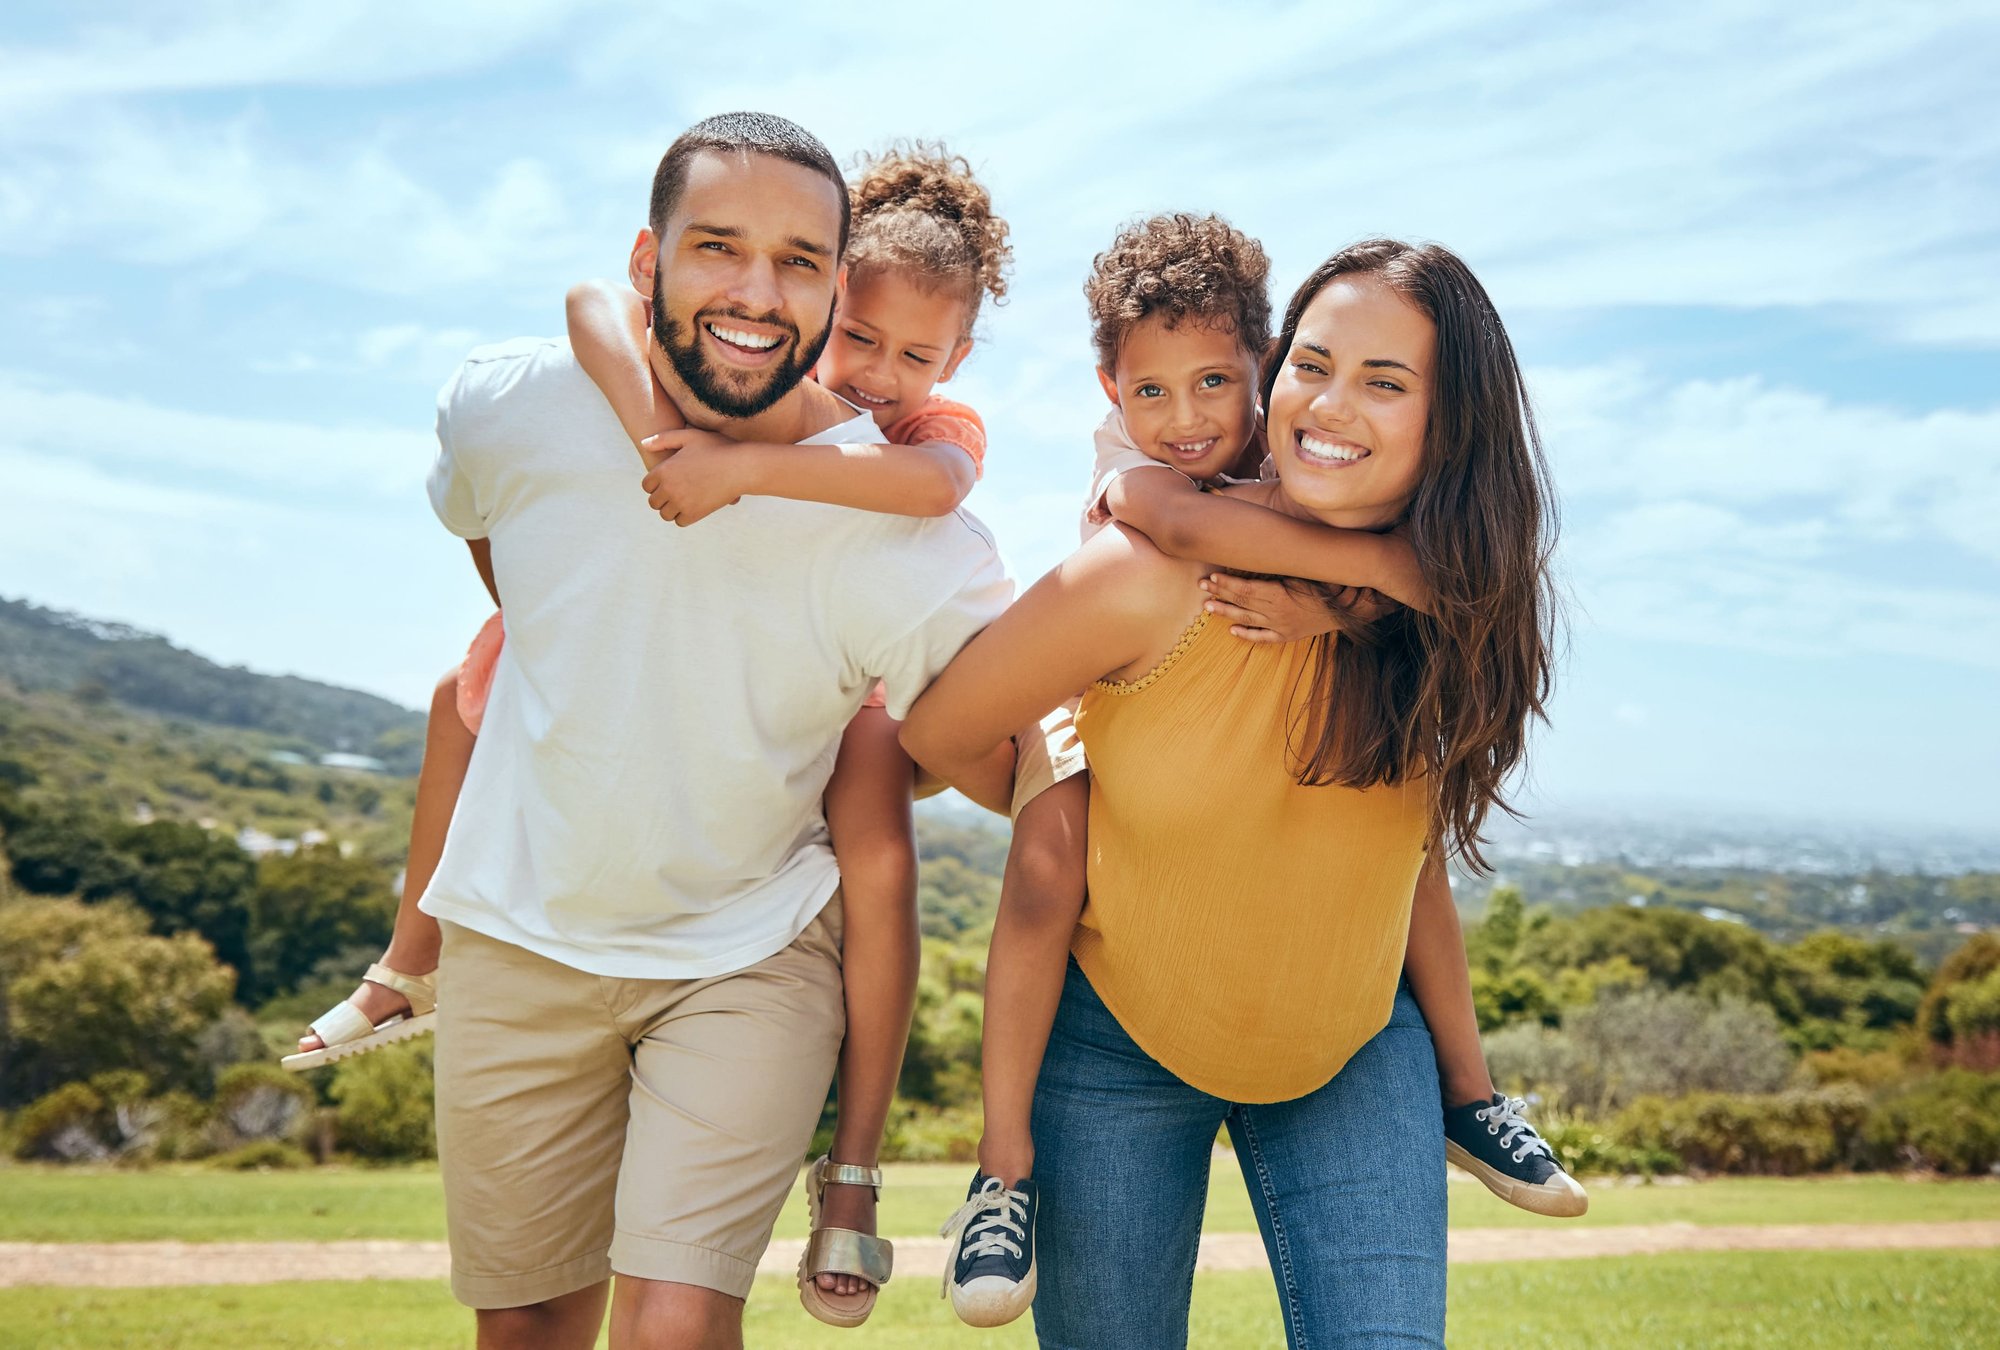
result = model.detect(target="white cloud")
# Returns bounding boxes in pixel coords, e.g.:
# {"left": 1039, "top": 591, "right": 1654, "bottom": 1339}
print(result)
{"left": 0, "top": 371, "right": 435, "bottom": 499}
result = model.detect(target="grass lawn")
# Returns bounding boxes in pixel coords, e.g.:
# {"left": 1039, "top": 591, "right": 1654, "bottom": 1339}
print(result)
{"left": 0, "top": 1250, "right": 1994, "bottom": 1348}
{"left": 1, "top": 1162, "right": 1997, "bottom": 1244}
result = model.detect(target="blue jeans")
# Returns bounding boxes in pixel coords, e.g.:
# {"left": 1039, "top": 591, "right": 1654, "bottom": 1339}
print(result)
{"left": 1030, "top": 959, "right": 1446, "bottom": 1349}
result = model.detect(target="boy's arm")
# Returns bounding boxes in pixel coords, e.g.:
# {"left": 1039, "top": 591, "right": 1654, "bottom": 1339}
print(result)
{"left": 467, "top": 539, "right": 500, "bottom": 607}
{"left": 641, "top": 433, "right": 977, "bottom": 526}
{"left": 1103, "top": 469, "right": 1433, "bottom": 614}
{"left": 565, "top": 280, "right": 684, "bottom": 469}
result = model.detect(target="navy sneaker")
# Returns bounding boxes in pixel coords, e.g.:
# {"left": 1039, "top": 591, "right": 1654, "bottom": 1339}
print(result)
{"left": 940, "top": 1171, "right": 1037, "bottom": 1326}
{"left": 1444, "top": 1093, "right": 1589, "bottom": 1218}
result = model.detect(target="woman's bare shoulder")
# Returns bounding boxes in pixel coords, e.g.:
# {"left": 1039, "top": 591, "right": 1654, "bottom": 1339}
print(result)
{"left": 1059, "top": 524, "right": 1209, "bottom": 644}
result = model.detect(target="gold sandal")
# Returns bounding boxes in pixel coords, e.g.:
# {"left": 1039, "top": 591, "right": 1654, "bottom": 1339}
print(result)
{"left": 797, "top": 1155, "right": 893, "bottom": 1327}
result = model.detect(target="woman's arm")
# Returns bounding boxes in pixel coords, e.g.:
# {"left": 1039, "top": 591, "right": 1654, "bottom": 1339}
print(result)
{"left": 1103, "top": 469, "right": 1433, "bottom": 614}
{"left": 640, "top": 430, "right": 976, "bottom": 526}
{"left": 901, "top": 528, "right": 1185, "bottom": 784}
{"left": 565, "top": 280, "right": 684, "bottom": 468}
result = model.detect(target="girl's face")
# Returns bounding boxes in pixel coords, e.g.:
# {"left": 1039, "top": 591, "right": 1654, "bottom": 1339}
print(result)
{"left": 817, "top": 267, "right": 973, "bottom": 429}
{"left": 1099, "top": 314, "right": 1260, "bottom": 483}
{"left": 1265, "top": 275, "right": 1434, "bottom": 529}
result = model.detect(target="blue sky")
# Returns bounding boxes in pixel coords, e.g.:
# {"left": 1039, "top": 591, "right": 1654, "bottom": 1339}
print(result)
{"left": 2, "top": 2, "right": 1996, "bottom": 833}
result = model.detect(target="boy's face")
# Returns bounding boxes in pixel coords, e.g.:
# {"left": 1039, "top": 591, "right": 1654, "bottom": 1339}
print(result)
{"left": 817, "top": 267, "right": 973, "bottom": 431}
{"left": 1099, "top": 314, "right": 1260, "bottom": 482}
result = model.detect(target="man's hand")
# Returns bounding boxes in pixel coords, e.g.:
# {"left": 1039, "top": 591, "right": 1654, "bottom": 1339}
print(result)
{"left": 640, "top": 428, "right": 753, "bottom": 526}
{"left": 1201, "top": 573, "right": 1392, "bottom": 644}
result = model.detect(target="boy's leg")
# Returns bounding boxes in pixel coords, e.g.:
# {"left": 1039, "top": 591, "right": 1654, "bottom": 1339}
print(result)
{"left": 817, "top": 706, "right": 920, "bottom": 1295}
{"left": 979, "top": 772, "right": 1089, "bottom": 1186}
{"left": 1401, "top": 853, "right": 1494, "bottom": 1107}
{"left": 298, "top": 665, "right": 469, "bottom": 1052}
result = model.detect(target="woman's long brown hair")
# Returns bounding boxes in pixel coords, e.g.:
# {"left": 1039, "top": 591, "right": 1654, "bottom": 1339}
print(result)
{"left": 1260, "top": 239, "right": 1561, "bottom": 872}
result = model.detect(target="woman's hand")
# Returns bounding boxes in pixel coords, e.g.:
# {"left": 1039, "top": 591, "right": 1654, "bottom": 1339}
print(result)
{"left": 641, "top": 428, "right": 755, "bottom": 525}
{"left": 1201, "top": 573, "right": 1385, "bottom": 644}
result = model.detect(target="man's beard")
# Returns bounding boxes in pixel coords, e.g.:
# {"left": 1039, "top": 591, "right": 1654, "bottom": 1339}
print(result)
{"left": 653, "top": 274, "right": 833, "bottom": 420}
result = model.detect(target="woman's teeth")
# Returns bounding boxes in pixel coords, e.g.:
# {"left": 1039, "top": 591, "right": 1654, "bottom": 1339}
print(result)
{"left": 1298, "top": 431, "right": 1367, "bottom": 465}
{"left": 706, "top": 323, "right": 781, "bottom": 351}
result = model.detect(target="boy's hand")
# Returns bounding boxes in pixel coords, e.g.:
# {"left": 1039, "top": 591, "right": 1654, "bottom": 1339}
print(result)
{"left": 640, "top": 428, "right": 751, "bottom": 526}
{"left": 1201, "top": 573, "right": 1389, "bottom": 644}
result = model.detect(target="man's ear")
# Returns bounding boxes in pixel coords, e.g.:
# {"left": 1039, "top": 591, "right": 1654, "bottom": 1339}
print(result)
{"left": 628, "top": 228, "right": 659, "bottom": 296}
{"left": 1096, "top": 368, "right": 1121, "bottom": 407}
{"left": 937, "top": 337, "right": 975, "bottom": 384}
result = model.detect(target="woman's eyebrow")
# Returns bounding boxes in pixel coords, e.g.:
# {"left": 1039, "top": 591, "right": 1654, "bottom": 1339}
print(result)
{"left": 1363, "top": 358, "right": 1418, "bottom": 374}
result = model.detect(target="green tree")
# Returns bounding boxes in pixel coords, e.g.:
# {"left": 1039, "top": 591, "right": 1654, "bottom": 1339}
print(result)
{"left": 1917, "top": 933, "right": 2000, "bottom": 1068}
{"left": 245, "top": 845, "right": 396, "bottom": 1002}
{"left": 0, "top": 896, "right": 235, "bottom": 1100}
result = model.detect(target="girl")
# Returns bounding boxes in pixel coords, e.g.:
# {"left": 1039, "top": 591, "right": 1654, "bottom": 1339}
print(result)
{"left": 288, "top": 142, "right": 1011, "bottom": 1330}
{"left": 906, "top": 238, "right": 1566, "bottom": 1347}
{"left": 930, "top": 221, "right": 1581, "bottom": 1332}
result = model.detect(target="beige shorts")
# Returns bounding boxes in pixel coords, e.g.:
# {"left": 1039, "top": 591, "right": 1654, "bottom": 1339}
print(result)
{"left": 1011, "top": 698, "right": 1088, "bottom": 820}
{"left": 433, "top": 897, "right": 846, "bottom": 1308}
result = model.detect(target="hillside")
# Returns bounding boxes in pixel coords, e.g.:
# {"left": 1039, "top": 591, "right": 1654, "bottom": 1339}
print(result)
{"left": 0, "top": 598, "right": 423, "bottom": 774}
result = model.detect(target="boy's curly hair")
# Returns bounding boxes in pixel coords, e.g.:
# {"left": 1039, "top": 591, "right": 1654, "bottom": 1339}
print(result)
{"left": 1085, "top": 213, "right": 1272, "bottom": 372}
{"left": 847, "top": 142, "right": 1012, "bottom": 336}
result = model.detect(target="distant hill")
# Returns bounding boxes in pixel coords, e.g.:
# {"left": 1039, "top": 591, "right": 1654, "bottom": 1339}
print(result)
{"left": 0, "top": 597, "right": 423, "bottom": 774}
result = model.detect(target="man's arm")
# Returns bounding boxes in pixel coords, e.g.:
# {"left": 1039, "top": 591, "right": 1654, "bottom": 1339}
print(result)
{"left": 1104, "top": 469, "right": 1433, "bottom": 614}
{"left": 467, "top": 539, "right": 499, "bottom": 607}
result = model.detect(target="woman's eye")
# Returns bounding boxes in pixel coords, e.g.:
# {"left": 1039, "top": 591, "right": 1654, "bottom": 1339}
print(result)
{"left": 1369, "top": 380, "right": 1404, "bottom": 392}
{"left": 1291, "top": 359, "right": 1326, "bottom": 376}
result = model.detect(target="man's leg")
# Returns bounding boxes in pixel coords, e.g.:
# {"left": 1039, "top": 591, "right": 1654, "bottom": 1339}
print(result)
{"left": 606, "top": 896, "right": 849, "bottom": 1347}
{"left": 479, "top": 1281, "right": 611, "bottom": 1350}
{"left": 434, "top": 921, "right": 632, "bottom": 1346}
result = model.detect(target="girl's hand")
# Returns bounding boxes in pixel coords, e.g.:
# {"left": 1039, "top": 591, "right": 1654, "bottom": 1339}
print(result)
{"left": 641, "top": 428, "right": 752, "bottom": 525}
{"left": 1201, "top": 572, "right": 1353, "bottom": 644}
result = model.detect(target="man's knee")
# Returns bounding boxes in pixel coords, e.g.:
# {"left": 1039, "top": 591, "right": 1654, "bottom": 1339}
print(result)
{"left": 616, "top": 1277, "right": 744, "bottom": 1350}
{"left": 474, "top": 1280, "right": 607, "bottom": 1350}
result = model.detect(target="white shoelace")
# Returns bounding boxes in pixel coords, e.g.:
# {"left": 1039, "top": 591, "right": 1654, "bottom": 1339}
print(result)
{"left": 938, "top": 1177, "right": 1029, "bottom": 1296}
{"left": 1475, "top": 1095, "right": 1556, "bottom": 1165}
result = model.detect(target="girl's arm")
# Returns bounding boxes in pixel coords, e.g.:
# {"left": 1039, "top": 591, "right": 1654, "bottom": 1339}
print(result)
{"left": 569, "top": 280, "right": 978, "bottom": 521}
{"left": 901, "top": 528, "right": 1180, "bottom": 785}
{"left": 1103, "top": 468, "right": 1432, "bottom": 614}
{"left": 565, "top": 280, "right": 684, "bottom": 468}
{"left": 641, "top": 430, "right": 977, "bottom": 526}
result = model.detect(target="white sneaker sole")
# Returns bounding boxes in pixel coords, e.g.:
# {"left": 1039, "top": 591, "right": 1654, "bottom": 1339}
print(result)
{"left": 1446, "top": 1139, "right": 1589, "bottom": 1218}
{"left": 281, "top": 1010, "right": 436, "bottom": 1072}
{"left": 950, "top": 1260, "right": 1037, "bottom": 1328}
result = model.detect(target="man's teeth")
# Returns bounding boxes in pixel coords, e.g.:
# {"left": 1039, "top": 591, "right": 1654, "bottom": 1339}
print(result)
{"left": 1300, "top": 432, "right": 1365, "bottom": 462}
{"left": 707, "top": 323, "right": 781, "bottom": 350}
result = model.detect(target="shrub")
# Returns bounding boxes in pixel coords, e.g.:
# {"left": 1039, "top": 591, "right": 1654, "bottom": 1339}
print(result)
{"left": 10, "top": 1081, "right": 110, "bottom": 1161}
{"left": 1534, "top": 1115, "right": 1680, "bottom": 1177}
{"left": 208, "top": 1139, "right": 313, "bottom": 1170}
{"left": 1612, "top": 1084, "right": 1872, "bottom": 1175}
{"left": 211, "top": 1063, "right": 313, "bottom": 1148}
{"left": 329, "top": 1040, "right": 435, "bottom": 1160}
{"left": 1865, "top": 1071, "right": 2000, "bottom": 1175}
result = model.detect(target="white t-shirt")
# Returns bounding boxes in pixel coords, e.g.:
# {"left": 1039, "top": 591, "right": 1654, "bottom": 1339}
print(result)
{"left": 421, "top": 338, "right": 1013, "bottom": 979}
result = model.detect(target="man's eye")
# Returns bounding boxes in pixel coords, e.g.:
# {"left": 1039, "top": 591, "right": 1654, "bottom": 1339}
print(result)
{"left": 786, "top": 256, "right": 819, "bottom": 269}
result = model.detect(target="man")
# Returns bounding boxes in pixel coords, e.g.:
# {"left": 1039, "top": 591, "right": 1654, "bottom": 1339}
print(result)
{"left": 423, "top": 111, "right": 1012, "bottom": 1349}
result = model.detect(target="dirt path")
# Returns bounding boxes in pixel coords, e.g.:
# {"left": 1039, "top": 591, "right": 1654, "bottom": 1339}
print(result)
{"left": 4, "top": 1222, "right": 1996, "bottom": 1289}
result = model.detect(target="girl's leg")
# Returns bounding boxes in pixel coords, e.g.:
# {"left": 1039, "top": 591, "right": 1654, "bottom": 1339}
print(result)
{"left": 298, "top": 666, "right": 469, "bottom": 1051}
{"left": 1227, "top": 984, "right": 1448, "bottom": 1349}
{"left": 816, "top": 706, "right": 921, "bottom": 1297}
{"left": 1402, "top": 853, "right": 1494, "bottom": 1107}
{"left": 1030, "top": 959, "right": 1223, "bottom": 1350}
{"left": 978, "top": 772, "right": 1089, "bottom": 1186}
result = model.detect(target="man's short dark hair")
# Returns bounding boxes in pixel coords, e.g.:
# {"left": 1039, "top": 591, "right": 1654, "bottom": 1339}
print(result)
{"left": 650, "top": 112, "right": 850, "bottom": 256}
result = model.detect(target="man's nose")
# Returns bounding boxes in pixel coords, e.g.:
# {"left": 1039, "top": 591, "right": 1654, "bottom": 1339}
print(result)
{"left": 725, "top": 255, "right": 784, "bottom": 316}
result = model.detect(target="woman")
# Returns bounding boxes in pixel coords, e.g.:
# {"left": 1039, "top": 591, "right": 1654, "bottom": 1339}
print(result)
{"left": 902, "top": 239, "right": 1559, "bottom": 1347}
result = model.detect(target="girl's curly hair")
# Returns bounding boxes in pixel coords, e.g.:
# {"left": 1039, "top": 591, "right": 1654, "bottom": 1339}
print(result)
{"left": 847, "top": 142, "right": 1012, "bottom": 335}
{"left": 1084, "top": 213, "right": 1272, "bottom": 371}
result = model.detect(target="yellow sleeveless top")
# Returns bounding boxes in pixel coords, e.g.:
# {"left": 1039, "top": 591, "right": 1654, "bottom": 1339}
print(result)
{"left": 1072, "top": 613, "right": 1430, "bottom": 1103}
